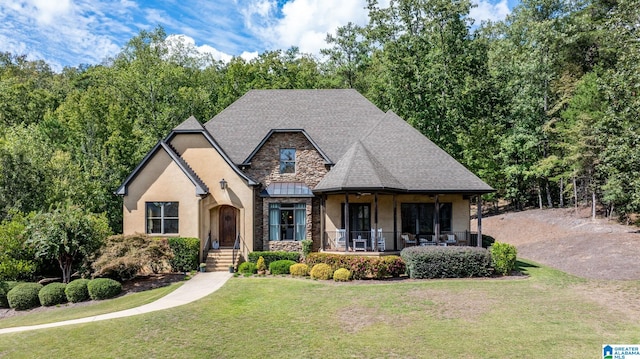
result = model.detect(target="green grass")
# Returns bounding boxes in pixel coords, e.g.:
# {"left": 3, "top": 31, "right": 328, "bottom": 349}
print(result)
{"left": 0, "top": 282, "right": 182, "bottom": 329}
{"left": 1, "top": 261, "right": 639, "bottom": 358}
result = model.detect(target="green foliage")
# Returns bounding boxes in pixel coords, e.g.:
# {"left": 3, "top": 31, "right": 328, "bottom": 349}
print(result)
{"left": 65, "top": 278, "right": 90, "bottom": 303}
{"left": 0, "top": 281, "right": 18, "bottom": 307}
{"left": 167, "top": 237, "right": 200, "bottom": 272}
{"left": 87, "top": 278, "right": 122, "bottom": 300}
{"left": 238, "top": 262, "right": 257, "bottom": 275}
{"left": 248, "top": 251, "right": 300, "bottom": 267}
{"left": 38, "top": 282, "right": 67, "bottom": 306}
{"left": 305, "top": 253, "right": 405, "bottom": 280}
{"left": 289, "top": 263, "right": 309, "bottom": 277}
{"left": 301, "top": 239, "right": 313, "bottom": 258}
{"left": 92, "top": 234, "right": 173, "bottom": 281}
{"left": 28, "top": 204, "right": 111, "bottom": 283}
{"left": 268, "top": 260, "right": 296, "bottom": 275}
{"left": 333, "top": 268, "right": 351, "bottom": 282}
{"left": 256, "top": 256, "right": 267, "bottom": 272}
{"left": 7, "top": 282, "right": 43, "bottom": 310}
{"left": 400, "top": 246, "right": 492, "bottom": 279}
{"left": 490, "top": 242, "right": 518, "bottom": 275}
{"left": 309, "top": 263, "right": 333, "bottom": 280}
{"left": 0, "top": 211, "right": 36, "bottom": 281}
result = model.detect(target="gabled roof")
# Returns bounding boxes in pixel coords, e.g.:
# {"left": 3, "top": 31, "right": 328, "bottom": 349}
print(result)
{"left": 115, "top": 141, "right": 209, "bottom": 196}
{"left": 173, "top": 115, "right": 204, "bottom": 132}
{"left": 242, "top": 129, "right": 333, "bottom": 165}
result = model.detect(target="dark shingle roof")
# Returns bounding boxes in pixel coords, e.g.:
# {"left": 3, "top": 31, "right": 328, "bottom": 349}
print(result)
{"left": 204, "top": 89, "right": 492, "bottom": 193}
{"left": 173, "top": 115, "right": 204, "bottom": 131}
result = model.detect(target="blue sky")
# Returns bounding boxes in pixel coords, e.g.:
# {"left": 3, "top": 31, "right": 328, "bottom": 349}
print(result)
{"left": 0, "top": 0, "right": 516, "bottom": 72}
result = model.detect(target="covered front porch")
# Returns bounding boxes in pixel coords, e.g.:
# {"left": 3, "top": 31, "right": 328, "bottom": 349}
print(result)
{"left": 318, "top": 192, "right": 485, "bottom": 253}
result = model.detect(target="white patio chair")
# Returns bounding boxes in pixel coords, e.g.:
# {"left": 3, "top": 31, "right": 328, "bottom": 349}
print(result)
{"left": 335, "top": 229, "right": 346, "bottom": 249}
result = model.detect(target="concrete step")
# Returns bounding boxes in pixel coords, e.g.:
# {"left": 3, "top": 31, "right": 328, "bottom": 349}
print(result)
{"left": 205, "top": 249, "right": 240, "bottom": 272}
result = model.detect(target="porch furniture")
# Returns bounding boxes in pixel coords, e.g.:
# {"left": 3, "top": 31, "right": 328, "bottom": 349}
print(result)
{"left": 401, "top": 233, "right": 416, "bottom": 247}
{"left": 445, "top": 234, "right": 457, "bottom": 246}
{"left": 371, "top": 228, "right": 385, "bottom": 251}
{"left": 354, "top": 235, "right": 367, "bottom": 251}
{"left": 336, "top": 229, "right": 346, "bottom": 249}
{"left": 419, "top": 235, "right": 437, "bottom": 246}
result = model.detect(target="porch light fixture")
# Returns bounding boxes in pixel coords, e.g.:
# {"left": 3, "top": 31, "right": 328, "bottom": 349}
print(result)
{"left": 219, "top": 178, "right": 227, "bottom": 190}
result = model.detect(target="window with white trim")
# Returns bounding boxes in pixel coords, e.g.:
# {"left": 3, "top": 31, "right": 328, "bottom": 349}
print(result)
{"left": 146, "top": 202, "right": 179, "bottom": 234}
{"left": 279, "top": 148, "right": 296, "bottom": 173}
{"left": 269, "top": 203, "right": 306, "bottom": 240}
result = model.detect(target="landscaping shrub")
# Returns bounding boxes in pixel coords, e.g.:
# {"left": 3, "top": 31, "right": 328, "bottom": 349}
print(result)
{"left": 87, "top": 278, "right": 122, "bottom": 300}
{"left": 309, "top": 263, "right": 333, "bottom": 280}
{"left": 0, "top": 281, "right": 18, "bottom": 308}
{"left": 65, "top": 279, "right": 90, "bottom": 303}
{"left": 305, "top": 253, "right": 405, "bottom": 280}
{"left": 290, "top": 263, "right": 309, "bottom": 277}
{"left": 491, "top": 242, "right": 518, "bottom": 275}
{"left": 256, "top": 256, "right": 267, "bottom": 273}
{"left": 39, "top": 282, "right": 67, "bottom": 306}
{"left": 333, "top": 268, "right": 351, "bottom": 282}
{"left": 401, "top": 246, "right": 492, "bottom": 279}
{"left": 92, "top": 234, "right": 173, "bottom": 281}
{"left": 301, "top": 239, "right": 313, "bottom": 258}
{"left": 269, "top": 260, "right": 296, "bottom": 275}
{"left": 238, "top": 262, "right": 257, "bottom": 274}
{"left": 7, "top": 283, "right": 43, "bottom": 310}
{"left": 167, "top": 237, "right": 200, "bottom": 272}
{"left": 248, "top": 251, "right": 300, "bottom": 267}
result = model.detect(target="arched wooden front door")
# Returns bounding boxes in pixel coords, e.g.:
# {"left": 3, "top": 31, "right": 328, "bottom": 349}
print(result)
{"left": 219, "top": 205, "right": 237, "bottom": 247}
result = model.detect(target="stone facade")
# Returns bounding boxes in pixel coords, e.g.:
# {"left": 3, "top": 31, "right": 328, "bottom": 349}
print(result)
{"left": 242, "top": 132, "right": 328, "bottom": 251}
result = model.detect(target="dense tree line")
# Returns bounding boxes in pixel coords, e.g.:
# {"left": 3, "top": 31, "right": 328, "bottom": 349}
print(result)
{"left": 0, "top": 0, "right": 639, "bottom": 242}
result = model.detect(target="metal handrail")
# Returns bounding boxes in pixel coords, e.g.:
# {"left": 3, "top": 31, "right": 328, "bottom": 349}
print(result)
{"left": 231, "top": 233, "right": 240, "bottom": 270}
{"left": 202, "top": 233, "right": 211, "bottom": 263}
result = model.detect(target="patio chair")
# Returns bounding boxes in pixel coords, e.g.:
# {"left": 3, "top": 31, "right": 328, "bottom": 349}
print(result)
{"left": 445, "top": 234, "right": 457, "bottom": 246}
{"left": 374, "top": 228, "right": 385, "bottom": 252}
{"left": 401, "top": 233, "right": 416, "bottom": 247}
{"left": 335, "top": 229, "right": 346, "bottom": 249}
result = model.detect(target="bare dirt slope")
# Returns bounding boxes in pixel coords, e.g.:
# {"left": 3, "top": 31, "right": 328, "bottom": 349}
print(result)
{"left": 481, "top": 208, "right": 640, "bottom": 280}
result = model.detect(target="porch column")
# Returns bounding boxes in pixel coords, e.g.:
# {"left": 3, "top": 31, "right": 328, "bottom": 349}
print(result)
{"left": 477, "top": 195, "right": 483, "bottom": 248}
{"left": 374, "top": 193, "right": 379, "bottom": 251}
{"left": 434, "top": 194, "right": 440, "bottom": 240}
{"left": 345, "top": 193, "right": 350, "bottom": 253}
{"left": 393, "top": 194, "right": 398, "bottom": 251}
{"left": 320, "top": 195, "right": 326, "bottom": 251}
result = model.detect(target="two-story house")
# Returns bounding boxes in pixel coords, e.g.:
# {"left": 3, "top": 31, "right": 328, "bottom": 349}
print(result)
{"left": 116, "top": 89, "right": 493, "bottom": 267}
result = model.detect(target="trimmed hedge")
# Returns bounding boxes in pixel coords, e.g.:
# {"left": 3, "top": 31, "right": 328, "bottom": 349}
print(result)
{"left": 39, "top": 282, "right": 67, "bottom": 306}
{"left": 305, "top": 253, "right": 405, "bottom": 279}
{"left": 65, "top": 279, "right": 90, "bottom": 303}
{"left": 248, "top": 251, "right": 300, "bottom": 267}
{"left": 310, "top": 263, "right": 333, "bottom": 280}
{"left": 400, "top": 246, "right": 492, "bottom": 279}
{"left": 88, "top": 278, "right": 122, "bottom": 300}
{"left": 0, "top": 281, "right": 18, "bottom": 308}
{"left": 238, "top": 262, "right": 257, "bottom": 274}
{"left": 7, "top": 283, "right": 43, "bottom": 310}
{"left": 290, "top": 263, "right": 309, "bottom": 277}
{"left": 490, "top": 242, "right": 518, "bottom": 275}
{"left": 269, "top": 260, "right": 296, "bottom": 275}
{"left": 333, "top": 268, "right": 351, "bottom": 282}
{"left": 167, "top": 237, "right": 200, "bottom": 272}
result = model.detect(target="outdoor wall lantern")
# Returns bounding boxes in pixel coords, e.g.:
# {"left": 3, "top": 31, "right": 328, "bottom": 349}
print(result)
{"left": 219, "top": 178, "right": 227, "bottom": 190}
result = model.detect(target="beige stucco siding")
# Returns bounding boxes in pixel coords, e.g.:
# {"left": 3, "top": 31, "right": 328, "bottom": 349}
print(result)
{"left": 122, "top": 149, "right": 200, "bottom": 238}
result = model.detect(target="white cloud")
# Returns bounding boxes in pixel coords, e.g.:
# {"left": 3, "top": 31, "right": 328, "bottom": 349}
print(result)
{"left": 470, "top": 0, "right": 510, "bottom": 24}
{"left": 165, "top": 34, "right": 234, "bottom": 63}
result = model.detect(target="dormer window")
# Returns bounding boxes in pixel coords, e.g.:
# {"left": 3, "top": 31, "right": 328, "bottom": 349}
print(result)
{"left": 280, "top": 148, "right": 296, "bottom": 173}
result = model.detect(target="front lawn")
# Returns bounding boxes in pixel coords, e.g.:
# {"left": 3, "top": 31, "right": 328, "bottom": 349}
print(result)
{"left": 1, "top": 260, "right": 639, "bottom": 358}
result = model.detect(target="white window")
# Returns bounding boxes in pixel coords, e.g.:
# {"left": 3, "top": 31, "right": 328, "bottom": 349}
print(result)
{"left": 269, "top": 203, "right": 306, "bottom": 240}
{"left": 279, "top": 148, "right": 296, "bottom": 173}
{"left": 146, "top": 202, "right": 179, "bottom": 234}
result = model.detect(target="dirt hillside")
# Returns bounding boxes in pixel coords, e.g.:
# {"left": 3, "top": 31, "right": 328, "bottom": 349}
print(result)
{"left": 481, "top": 208, "right": 640, "bottom": 280}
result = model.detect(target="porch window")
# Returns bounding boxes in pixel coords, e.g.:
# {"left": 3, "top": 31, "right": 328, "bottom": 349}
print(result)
{"left": 279, "top": 148, "right": 296, "bottom": 173}
{"left": 401, "top": 203, "right": 451, "bottom": 234}
{"left": 269, "top": 203, "right": 306, "bottom": 240}
{"left": 146, "top": 202, "right": 179, "bottom": 234}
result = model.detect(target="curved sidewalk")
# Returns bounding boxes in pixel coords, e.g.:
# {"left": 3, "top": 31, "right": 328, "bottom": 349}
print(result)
{"left": 0, "top": 271, "right": 233, "bottom": 335}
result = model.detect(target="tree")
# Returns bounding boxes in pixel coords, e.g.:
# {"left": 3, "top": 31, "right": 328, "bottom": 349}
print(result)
{"left": 0, "top": 211, "right": 36, "bottom": 280}
{"left": 28, "top": 205, "right": 111, "bottom": 283}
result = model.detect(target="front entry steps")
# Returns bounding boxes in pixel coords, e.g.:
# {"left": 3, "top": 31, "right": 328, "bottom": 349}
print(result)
{"left": 205, "top": 248, "right": 240, "bottom": 272}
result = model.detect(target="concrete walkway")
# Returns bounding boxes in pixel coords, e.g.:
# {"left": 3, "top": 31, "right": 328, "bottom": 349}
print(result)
{"left": 0, "top": 271, "right": 233, "bottom": 335}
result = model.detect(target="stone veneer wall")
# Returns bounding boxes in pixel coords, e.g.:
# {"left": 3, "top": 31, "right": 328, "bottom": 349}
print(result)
{"left": 242, "top": 132, "right": 328, "bottom": 251}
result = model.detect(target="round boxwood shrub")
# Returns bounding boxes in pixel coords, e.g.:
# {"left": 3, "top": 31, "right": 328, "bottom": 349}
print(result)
{"left": 310, "top": 263, "right": 333, "bottom": 280}
{"left": 238, "top": 262, "right": 257, "bottom": 274}
{"left": 490, "top": 242, "right": 518, "bottom": 275}
{"left": 290, "top": 263, "right": 309, "bottom": 277}
{"left": 7, "top": 283, "right": 43, "bottom": 310}
{"left": 0, "top": 281, "right": 18, "bottom": 308}
{"left": 87, "top": 278, "right": 122, "bottom": 300}
{"left": 39, "top": 282, "right": 68, "bottom": 306}
{"left": 269, "top": 260, "right": 296, "bottom": 275}
{"left": 333, "top": 268, "right": 351, "bottom": 282}
{"left": 65, "top": 279, "right": 90, "bottom": 303}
